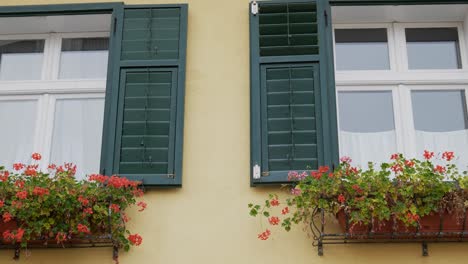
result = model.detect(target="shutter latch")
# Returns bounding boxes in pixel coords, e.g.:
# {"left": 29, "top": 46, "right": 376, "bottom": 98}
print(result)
{"left": 253, "top": 164, "right": 261, "bottom": 179}
{"left": 167, "top": 174, "right": 175, "bottom": 179}
{"left": 262, "top": 171, "right": 270, "bottom": 177}
{"left": 251, "top": 1, "right": 259, "bottom": 15}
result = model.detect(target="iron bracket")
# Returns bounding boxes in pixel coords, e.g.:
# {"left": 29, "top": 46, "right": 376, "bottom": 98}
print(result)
{"left": 422, "top": 241, "right": 428, "bottom": 256}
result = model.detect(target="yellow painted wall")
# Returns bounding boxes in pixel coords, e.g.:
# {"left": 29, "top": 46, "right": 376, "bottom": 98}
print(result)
{"left": 0, "top": 0, "right": 467, "bottom": 263}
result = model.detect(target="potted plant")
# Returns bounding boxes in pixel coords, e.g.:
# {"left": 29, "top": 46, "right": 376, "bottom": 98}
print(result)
{"left": 248, "top": 151, "right": 468, "bottom": 240}
{"left": 0, "top": 153, "right": 147, "bottom": 263}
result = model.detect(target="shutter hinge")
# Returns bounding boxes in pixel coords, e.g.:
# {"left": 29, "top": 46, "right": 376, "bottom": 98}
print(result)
{"left": 253, "top": 164, "right": 261, "bottom": 179}
{"left": 251, "top": 1, "right": 259, "bottom": 15}
{"left": 324, "top": 10, "right": 328, "bottom": 27}
{"left": 113, "top": 17, "right": 117, "bottom": 35}
{"left": 262, "top": 171, "right": 270, "bottom": 177}
{"left": 167, "top": 173, "right": 175, "bottom": 179}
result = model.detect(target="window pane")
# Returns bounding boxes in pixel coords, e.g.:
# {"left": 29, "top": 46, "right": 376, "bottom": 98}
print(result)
{"left": 412, "top": 90, "right": 467, "bottom": 132}
{"left": 338, "top": 91, "right": 397, "bottom": 168}
{"left": 50, "top": 98, "right": 105, "bottom": 180}
{"left": 412, "top": 90, "right": 468, "bottom": 171}
{"left": 335, "top": 28, "right": 390, "bottom": 71}
{"left": 0, "top": 40, "right": 44, "bottom": 80}
{"left": 406, "top": 28, "right": 461, "bottom": 70}
{"left": 0, "top": 100, "right": 37, "bottom": 167}
{"left": 59, "top": 38, "right": 109, "bottom": 79}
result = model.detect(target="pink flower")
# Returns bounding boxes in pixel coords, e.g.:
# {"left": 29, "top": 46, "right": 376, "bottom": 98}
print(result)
{"left": 287, "top": 171, "right": 299, "bottom": 181}
{"left": 31, "top": 153, "right": 42, "bottom": 161}
{"left": 137, "top": 201, "right": 147, "bottom": 212}
{"left": 268, "top": 216, "right": 280, "bottom": 225}
{"left": 290, "top": 188, "right": 301, "bottom": 196}
{"left": 340, "top": 156, "right": 352, "bottom": 164}
{"left": 257, "top": 229, "right": 271, "bottom": 240}
{"left": 270, "top": 199, "right": 279, "bottom": 207}
{"left": 281, "top": 207, "right": 289, "bottom": 215}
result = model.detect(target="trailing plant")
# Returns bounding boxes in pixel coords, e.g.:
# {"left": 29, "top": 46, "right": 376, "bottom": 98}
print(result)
{"left": 0, "top": 153, "right": 146, "bottom": 258}
{"left": 248, "top": 151, "right": 468, "bottom": 240}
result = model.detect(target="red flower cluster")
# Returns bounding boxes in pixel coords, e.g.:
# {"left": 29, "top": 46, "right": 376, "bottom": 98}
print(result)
{"left": 424, "top": 150, "right": 434, "bottom": 160}
{"left": 56, "top": 232, "right": 67, "bottom": 243}
{"left": 83, "top": 207, "right": 93, "bottom": 215}
{"left": 128, "top": 234, "right": 143, "bottom": 246}
{"left": 108, "top": 175, "right": 139, "bottom": 188}
{"left": 390, "top": 153, "right": 399, "bottom": 160}
{"left": 110, "top": 204, "right": 120, "bottom": 213}
{"left": 77, "top": 224, "right": 90, "bottom": 234}
{"left": 0, "top": 171, "right": 9, "bottom": 182}
{"left": 78, "top": 195, "right": 89, "bottom": 206}
{"left": 406, "top": 212, "right": 420, "bottom": 223}
{"left": 434, "top": 165, "right": 446, "bottom": 174}
{"left": 311, "top": 171, "right": 322, "bottom": 180}
{"left": 31, "top": 153, "right": 41, "bottom": 161}
{"left": 352, "top": 184, "right": 363, "bottom": 194}
{"left": 2, "top": 229, "right": 23, "bottom": 242}
{"left": 13, "top": 163, "right": 24, "bottom": 171}
{"left": 48, "top": 164, "right": 56, "bottom": 170}
{"left": 391, "top": 164, "right": 403, "bottom": 173}
{"left": 14, "top": 180, "right": 24, "bottom": 189}
{"left": 257, "top": 229, "right": 271, "bottom": 240}
{"left": 2, "top": 212, "right": 12, "bottom": 223}
{"left": 442, "top": 151, "right": 455, "bottom": 162}
{"left": 88, "top": 174, "right": 109, "bottom": 183}
{"left": 404, "top": 160, "right": 415, "bottom": 167}
{"left": 281, "top": 207, "right": 289, "bottom": 215}
{"left": 32, "top": 187, "right": 49, "bottom": 196}
{"left": 15, "top": 191, "right": 27, "bottom": 200}
{"left": 137, "top": 201, "right": 147, "bottom": 212}
{"left": 270, "top": 199, "right": 279, "bottom": 207}
{"left": 0, "top": 200, "right": 4, "bottom": 208}
{"left": 338, "top": 194, "right": 346, "bottom": 204}
{"left": 268, "top": 216, "right": 280, "bottom": 225}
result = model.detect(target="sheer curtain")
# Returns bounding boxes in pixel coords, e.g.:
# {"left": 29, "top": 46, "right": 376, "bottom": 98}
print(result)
{"left": 340, "top": 130, "right": 397, "bottom": 169}
{"left": 0, "top": 100, "right": 37, "bottom": 168}
{"left": 50, "top": 98, "right": 104, "bottom": 180}
{"left": 415, "top": 130, "right": 468, "bottom": 171}
{"left": 338, "top": 91, "right": 397, "bottom": 169}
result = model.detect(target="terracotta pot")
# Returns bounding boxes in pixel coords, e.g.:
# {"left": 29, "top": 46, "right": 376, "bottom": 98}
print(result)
{"left": 419, "top": 211, "right": 468, "bottom": 237}
{"left": 336, "top": 210, "right": 416, "bottom": 238}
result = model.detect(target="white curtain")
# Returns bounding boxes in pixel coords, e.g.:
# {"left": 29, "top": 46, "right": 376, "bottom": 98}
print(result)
{"left": 415, "top": 130, "right": 468, "bottom": 172}
{"left": 59, "top": 51, "right": 108, "bottom": 79}
{"left": 0, "top": 53, "right": 43, "bottom": 80}
{"left": 340, "top": 130, "right": 397, "bottom": 169}
{"left": 0, "top": 100, "right": 37, "bottom": 168}
{"left": 50, "top": 98, "right": 105, "bottom": 180}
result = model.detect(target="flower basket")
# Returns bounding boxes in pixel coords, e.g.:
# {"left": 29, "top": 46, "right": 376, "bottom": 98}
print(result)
{"left": 0, "top": 153, "right": 147, "bottom": 262}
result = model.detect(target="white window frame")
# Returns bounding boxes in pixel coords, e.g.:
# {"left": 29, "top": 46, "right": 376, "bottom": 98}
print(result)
{"left": 0, "top": 31, "right": 109, "bottom": 171}
{"left": 333, "top": 22, "right": 468, "bottom": 163}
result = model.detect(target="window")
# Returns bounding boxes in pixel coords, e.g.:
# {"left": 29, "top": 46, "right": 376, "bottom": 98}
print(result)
{"left": 0, "top": 15, "right": 110, "bottom": 179}
{"left": 0, "top": 3, "right": 188, "bottom": 186}
{"left": 250, "top": 0, "right": 338, "bottom": 184}
{"left": 333, "top": 5, "right": 468, "bottom": 171}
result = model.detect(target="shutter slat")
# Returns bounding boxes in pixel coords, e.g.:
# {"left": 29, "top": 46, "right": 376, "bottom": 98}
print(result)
{"left": 258, "top": 2, "right": 318, "bottom": 57}
{"left": 263, "top": 65, "right": 319, "bottom": 172}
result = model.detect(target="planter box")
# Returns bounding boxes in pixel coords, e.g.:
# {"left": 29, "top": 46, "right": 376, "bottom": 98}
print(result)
{"left": 336, "top": 210, "right": 468, "bottom": 239}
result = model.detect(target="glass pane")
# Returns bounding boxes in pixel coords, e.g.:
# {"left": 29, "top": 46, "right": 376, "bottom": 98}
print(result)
{"left": 412, "top": 90, "right": 468, "bottom": 171}
{"left": 0, "top": 100, "right": 37, "bottom": 167}
{"left": 406, "top": 28, "right": 461, "bottom": 70}
{"left": 59, "top": 38, "right": 109, "bottom": 79}
{"left": 0, "top": 40, "right": 44, "bottom": 80}
{"left": 338, "top": 91, "right": 397, "bottom": 168}
{"left": 412, "top": 90, "right": 467, "bottom": 132}
{"left": 335, "top": 28, "right": 390, "bottom": 71}
{"left": 50, "top": 98, "right": 105, "bottom": 180}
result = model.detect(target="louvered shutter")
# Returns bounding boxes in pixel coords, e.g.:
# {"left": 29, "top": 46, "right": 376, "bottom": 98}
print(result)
{"left": 101, "top": 5, "right": 187, "bottom": 186}
{"left": 250, "top": 0, "right": 338, "bottom": 184}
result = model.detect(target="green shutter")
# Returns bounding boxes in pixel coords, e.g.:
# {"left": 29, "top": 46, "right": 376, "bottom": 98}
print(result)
{"left": 250, "top": 0, "right": 338, "bottom": 185}
{"left": 102, "top": 4, "right": 187, "bottom": 186}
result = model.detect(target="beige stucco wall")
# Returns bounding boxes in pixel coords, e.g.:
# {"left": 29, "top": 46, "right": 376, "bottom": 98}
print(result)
{"left": 0, "top": 0, "right": 467, "bottom": 263}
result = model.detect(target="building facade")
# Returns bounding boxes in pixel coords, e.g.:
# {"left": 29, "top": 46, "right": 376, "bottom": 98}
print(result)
{"left": 0, "top": 0, "right": 468, "bottom": 263}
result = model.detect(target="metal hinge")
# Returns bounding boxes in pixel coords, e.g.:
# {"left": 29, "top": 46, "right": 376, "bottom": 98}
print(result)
{"left": 167, "top": 174, "right": 175, "bottom": 179}
{"left": 251, "top": 1, "right": 259, "bottom": 15}
{"left": 324, "top": 10, "right": 328, "bottom": 27}
{"left": 261, "top": 171, "right": 270, "bottom": 177}
{"left": 253, "top": 164, "right": 261, "bottom": 179}
{"left": 113, "top": 17, "right": 117, "bottom": 35}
